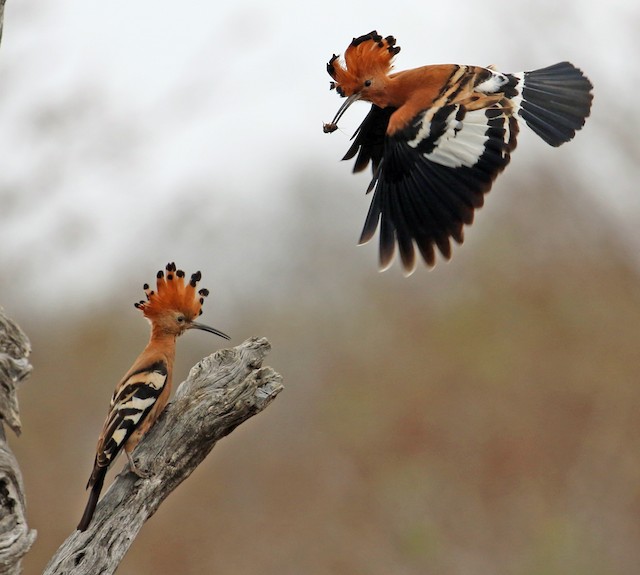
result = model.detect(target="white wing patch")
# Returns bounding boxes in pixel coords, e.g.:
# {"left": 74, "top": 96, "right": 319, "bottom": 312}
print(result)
{"left": 141, "top": 371, "right": 166, "bottom": 391}
{"left": 115, "top": 370, "right": 166, "bottom": 419}
{"left": 111, "top": 428, "right": 127, "bottom": 446}
{"left": 111, "top": 370, "right": 166, "bottom": 406}
{"left": 475, "top": 69, "right": 510, "bottom": 94}
{"left": 406, "top": 106, "right": 439, "bottom": 147}
{"left": 125, "top": 395, "right": 158, "bottom": 413}
{"left": 429, "top": 108, "right": 490, "bottom": 168}
{"left": 409, "top": 107, "right": 497, "bottom": 169}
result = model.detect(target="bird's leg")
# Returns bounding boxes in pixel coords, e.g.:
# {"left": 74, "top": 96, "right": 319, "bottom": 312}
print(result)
{"left": 126, "top": 449, "right": 151, "bottom": 479}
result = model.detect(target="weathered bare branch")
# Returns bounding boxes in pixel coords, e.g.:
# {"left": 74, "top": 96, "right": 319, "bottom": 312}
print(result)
{"left": 0, "top": 0, "right": 6, "bottom": 48}
{"left": 0, "top": 311, "right": 31, "bottom": 436}
{"left": 44, "top": 337, "right": 283, "bottom": 575}
{"left": 0, "top": 309, "right": 36, "bottom": 575}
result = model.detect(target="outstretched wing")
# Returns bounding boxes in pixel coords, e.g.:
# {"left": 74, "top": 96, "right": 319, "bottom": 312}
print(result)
{"left": 344, "top": 67, "right": 519, "bottom": 272}
{"left": 361, "top": 101, "right": 518, "bottom": 271}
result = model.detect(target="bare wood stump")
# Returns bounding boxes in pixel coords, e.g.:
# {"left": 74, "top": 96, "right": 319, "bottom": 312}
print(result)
{"left": 0, "top": 309, "right": 37, "bottom": 575}
{"left": 44, "top": 336, "right": 283, "bottom": 575}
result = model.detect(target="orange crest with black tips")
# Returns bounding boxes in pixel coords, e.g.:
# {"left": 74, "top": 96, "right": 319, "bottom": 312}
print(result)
{"left": 134, "top": 262, "right": 210, "bottom": 320}
{"left": 327, "top": 31, "right": 400, "bottom": 97}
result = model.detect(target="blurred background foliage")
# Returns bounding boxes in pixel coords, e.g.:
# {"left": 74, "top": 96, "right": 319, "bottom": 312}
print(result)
{"left": 1, "top": 1, "right": 639, "bottom": 574}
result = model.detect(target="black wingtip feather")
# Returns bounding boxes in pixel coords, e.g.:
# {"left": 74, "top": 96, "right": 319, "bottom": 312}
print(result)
{"left": 359, "top": 187, "right": 382, "bottom": 246}
{"left": 343, "top": 105, "right": 395, "bottom": 174}
{"left": 378, "top": 213, "right": 396, "bottom": 270}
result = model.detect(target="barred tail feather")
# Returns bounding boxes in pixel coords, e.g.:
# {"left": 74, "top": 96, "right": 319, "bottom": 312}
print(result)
{"left": 514, "top": 62, "right": 593, "bottom": 147}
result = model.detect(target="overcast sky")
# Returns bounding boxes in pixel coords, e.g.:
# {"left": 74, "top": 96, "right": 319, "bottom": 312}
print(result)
{"left": 0, "top": 0, "right": 637, "bottom": 316}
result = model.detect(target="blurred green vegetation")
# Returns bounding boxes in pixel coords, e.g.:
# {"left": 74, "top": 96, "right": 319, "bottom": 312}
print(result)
{"left": 9, "top": 168, "right": 640, "bottom": 575}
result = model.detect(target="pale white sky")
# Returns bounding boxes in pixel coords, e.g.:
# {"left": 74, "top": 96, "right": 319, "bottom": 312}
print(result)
{"left": 0, "top": 0, "right": 637, "bottom": 316}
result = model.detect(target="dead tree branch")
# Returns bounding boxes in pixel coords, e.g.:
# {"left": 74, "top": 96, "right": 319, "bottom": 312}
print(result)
{"left": 44, "top": 336, "right": 283, "bottom": 575}
{"left": 0, "top": 309, "right": 37, "bottom": 575}
{"left": 0, "top": 0, "right": 6, "bottom": 48}
{"left": 0, "top": 9, "right": 38, "bottom": 575}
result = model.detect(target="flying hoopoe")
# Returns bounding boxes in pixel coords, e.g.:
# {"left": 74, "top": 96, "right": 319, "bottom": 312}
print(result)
{"left": 325, "top": 31, "right": 593, "bottom": 273}
{"left": 77, "top": 262, "right": 230, "bottom": 532}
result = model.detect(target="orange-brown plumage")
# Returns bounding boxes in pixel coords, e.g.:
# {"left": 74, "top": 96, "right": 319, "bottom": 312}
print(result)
{"left": 78, "top": 262, "right": 229, "bottom": 531}
{"left": 136, "top": 263, "right": 206, "bottom": 323}
{"left": 328, "top": 32, "right": 399, "bottom": 99}
{"left": 326, "top": 31, "right": 593, "bottom": 272}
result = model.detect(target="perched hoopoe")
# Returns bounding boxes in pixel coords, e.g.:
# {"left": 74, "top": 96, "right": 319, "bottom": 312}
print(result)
{"left": 325, "top": 31, "right": 593, "bottom": 272}
{"left": 77, "top": 262, "right": 230, "bottom": 531}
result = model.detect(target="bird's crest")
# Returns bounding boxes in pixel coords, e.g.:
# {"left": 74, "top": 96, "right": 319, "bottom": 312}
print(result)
{"left": 134, "top": 262, "right": 209, "bottom": 320}
{"left": 327, "top": 31, "right": 400, "bottom": 97}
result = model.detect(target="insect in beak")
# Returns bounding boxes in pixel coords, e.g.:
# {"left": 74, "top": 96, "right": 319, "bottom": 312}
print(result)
{"left": 325, "top": 92, "right": 362, "bottom": 132}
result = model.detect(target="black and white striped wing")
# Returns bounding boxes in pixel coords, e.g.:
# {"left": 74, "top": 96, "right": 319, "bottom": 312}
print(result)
{"left": 359, "top": 101, "right": 518, "bottom": 272}
{"left": 95, "top": 361, "right": 168, "bottom": 471}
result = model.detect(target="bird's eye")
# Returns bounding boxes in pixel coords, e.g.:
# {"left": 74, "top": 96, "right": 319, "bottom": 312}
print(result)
{"left": 177, "top": 315, "right": 186, "bottom": 324}
{"left": 364, "top": 79, "right": 372, "bottom": 87}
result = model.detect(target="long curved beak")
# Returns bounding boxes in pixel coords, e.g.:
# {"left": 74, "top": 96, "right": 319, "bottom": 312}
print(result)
{"left": 329, "top": 92, "right": 362, "bottom": 127}
{"left": 189, "top": 321, "right": 231, "bottom": 340}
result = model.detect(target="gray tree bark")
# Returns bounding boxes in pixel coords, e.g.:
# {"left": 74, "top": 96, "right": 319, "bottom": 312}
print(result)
{"left": 0, "top": 0, "right": 5, "bottom": 47}
{"left": 0, "top": 309, "right": 37, "bottom": 575}
{"left": 0, "top": 9, "right": 38, "bottom": 574}
{"left": 43, "top": 336, "right": 283, "bottom": 575}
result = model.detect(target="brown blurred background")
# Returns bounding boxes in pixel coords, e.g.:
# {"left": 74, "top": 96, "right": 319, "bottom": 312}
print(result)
{"left": 2, "top": 1, "right": 640, "bottom": 574}
{"left": 12, "top": 174, "right": 640, "bottom": 575}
